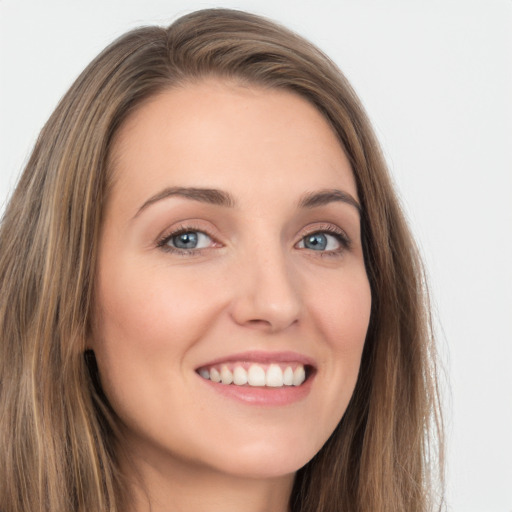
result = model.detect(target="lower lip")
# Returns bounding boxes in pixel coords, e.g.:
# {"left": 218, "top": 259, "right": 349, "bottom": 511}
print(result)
{"left": 198, "top": 374, "right": 314, "bottom": 406}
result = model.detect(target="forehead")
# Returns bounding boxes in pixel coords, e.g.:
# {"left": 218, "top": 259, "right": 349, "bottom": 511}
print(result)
{"left": 108, "top": 79, "right": 357, "bottom": 213}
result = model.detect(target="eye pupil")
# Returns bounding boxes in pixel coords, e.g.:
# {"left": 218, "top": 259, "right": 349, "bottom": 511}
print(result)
{"left": 173, "top": 232, "right": 198, "bottom": 249}
{"left": 304, "top": 233, "right": 327, "bottom": 251}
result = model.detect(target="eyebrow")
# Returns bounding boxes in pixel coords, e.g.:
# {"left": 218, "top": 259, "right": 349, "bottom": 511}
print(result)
{"left": 134, "top": 186, "right": 236, "bottom": 217}
{"left": 298, "top": 189, "right": 361, "bottom": 214}
{"left": 134, "top": 186, "right": 361, "bottom": 217}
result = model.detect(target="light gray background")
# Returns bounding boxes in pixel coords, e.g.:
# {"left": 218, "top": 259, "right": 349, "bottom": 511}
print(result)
{"left": 1, "top": 1, "right": 511, "bottom": 511}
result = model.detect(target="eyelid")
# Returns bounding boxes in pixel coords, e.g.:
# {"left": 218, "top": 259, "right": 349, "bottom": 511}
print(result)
{"left": 295, "top": 223, "right": 351, "bottom": 252}
{"left": 156, "top": 222, "right": 222, "bottom": 255}
{"left": 154, "top": 220, "right": 351, "bottom": 257}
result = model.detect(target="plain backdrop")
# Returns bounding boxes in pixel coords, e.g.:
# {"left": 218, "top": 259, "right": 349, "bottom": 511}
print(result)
{"left": 1, "top": 1, "right": 511, "bottom": 511}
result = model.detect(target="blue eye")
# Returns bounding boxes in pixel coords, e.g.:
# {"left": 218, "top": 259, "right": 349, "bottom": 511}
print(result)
{"left": 172, "top": 232, "right": 198, "bottom": 249}
{"left": 303, "top": 233, "right": 328, "bottom": 250}
{"left": 297, "top": 231, "right": 346, "bottom": 252}
{"left": 162, "top": 230, "right": 213, "bottom": 251}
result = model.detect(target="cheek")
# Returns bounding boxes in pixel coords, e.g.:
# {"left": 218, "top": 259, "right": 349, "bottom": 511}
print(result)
{"left": 95, "top": 261, "right": 223, "bottom": 352}
{"left": 306, "top": 269, "right": 371, "bottom": 412}
{"left": 312, "top": 269, "right": 371, "bottom": 353}
{"left": 90, "top": 261, "right": 227, "bottom": 415}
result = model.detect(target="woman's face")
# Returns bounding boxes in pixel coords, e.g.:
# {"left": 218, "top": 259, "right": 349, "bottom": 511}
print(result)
{"left": 92, "top": 80, "right": 371, "bottom": 480}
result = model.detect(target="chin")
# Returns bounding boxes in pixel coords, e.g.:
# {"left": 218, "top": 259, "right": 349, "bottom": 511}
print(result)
{"left": 198, "top": 434, "right": 321, "bottom": 480}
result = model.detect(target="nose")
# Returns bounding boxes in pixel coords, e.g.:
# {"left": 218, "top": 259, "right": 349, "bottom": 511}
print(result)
{"left": 229, "top": 245, "right": 302, "bottom": 333}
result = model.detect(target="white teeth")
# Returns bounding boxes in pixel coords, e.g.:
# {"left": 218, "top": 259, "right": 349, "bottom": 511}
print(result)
{"left": 283, "top": 366, "right": 294, "bottom": 385}
{"left": 220, "top": 365, "right": 233, "bottom": 385}
{"left": 200, "top": 363, "right": 308, "bottom": 388}
{"left": 210, "top": 367, "right": 221, "bottom": 383}
{"left": 233, "top": 366, "right": 248, "bottom": 385}
{"left": 266, "top": 364, "right": 283, "bottom": 387}
{"left": 247, "top": 364, "right": 266, "bottom": 386}
{"left": 293, "top": 365, "right": 306, "bottom": 386}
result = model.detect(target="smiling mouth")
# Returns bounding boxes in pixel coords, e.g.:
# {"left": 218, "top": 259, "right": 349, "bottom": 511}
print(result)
{"left": 196, "top": 362, "right": 313, "bottom": 388}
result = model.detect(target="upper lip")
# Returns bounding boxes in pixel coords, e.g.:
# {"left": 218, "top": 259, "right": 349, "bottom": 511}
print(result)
{"left": 195, "top": 350, "right": 316, "bottom": 369}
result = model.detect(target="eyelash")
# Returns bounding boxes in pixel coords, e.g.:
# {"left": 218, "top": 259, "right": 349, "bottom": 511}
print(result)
{"left": 297, "top": 224, "right": 351, "bottom": 257}
{"left": 156, "top": 223, "right": 351, "bottom": 257}
{"left": 156, "top": 223, "right": 216, "bottom": 256}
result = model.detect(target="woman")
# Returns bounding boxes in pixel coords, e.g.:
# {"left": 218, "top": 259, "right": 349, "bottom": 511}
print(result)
{"left": 0, "top": 8, "right": 444, "bottom": 512}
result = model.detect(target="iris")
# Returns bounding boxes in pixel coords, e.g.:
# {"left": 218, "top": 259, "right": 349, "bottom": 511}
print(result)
{"left": 303, "top": 233, "right": 328, "bottom": 251}
{"left": 173, "top": 232, "right": 199, "bottom": 249}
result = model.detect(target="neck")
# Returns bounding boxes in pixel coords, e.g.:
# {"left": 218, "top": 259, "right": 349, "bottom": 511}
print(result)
{"left": 120, "top": 447, "right": 295, "bottom": 512}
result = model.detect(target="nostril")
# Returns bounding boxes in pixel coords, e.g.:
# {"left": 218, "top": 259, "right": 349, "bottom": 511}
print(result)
{"left": 242, "top": 317, "right": 299, "bottom": 333}
{"left": 228, "top": 262, "right": 302, "bottom": 332}
{"left": 246, "top": 318, "right": 272, "bottom": 328}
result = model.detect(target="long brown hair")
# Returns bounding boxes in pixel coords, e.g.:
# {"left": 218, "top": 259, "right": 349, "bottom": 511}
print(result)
{"left": 0, "top": 8, "right": 444, "bottom": 512}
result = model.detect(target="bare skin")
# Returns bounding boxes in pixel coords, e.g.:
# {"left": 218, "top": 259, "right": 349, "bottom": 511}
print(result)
{"left": 92, "top": 80, "right": 371, "bottom": 512}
